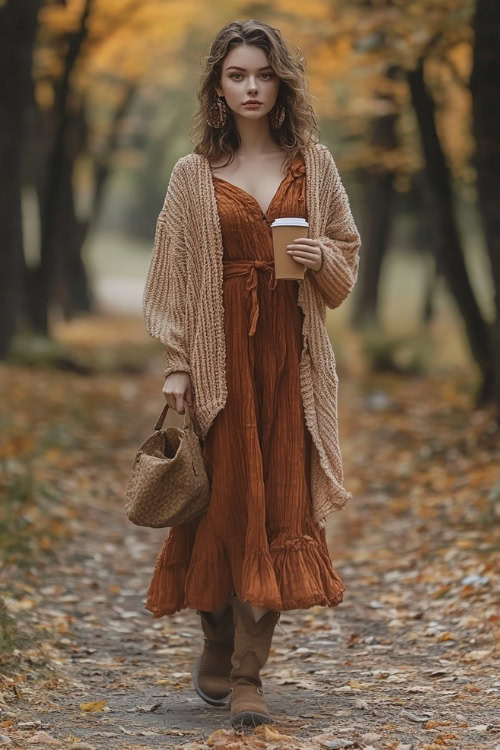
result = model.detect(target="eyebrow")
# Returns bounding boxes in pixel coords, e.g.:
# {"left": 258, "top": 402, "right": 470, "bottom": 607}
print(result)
{"left": 225, "top": 65, "right": 273, "bottom": 71}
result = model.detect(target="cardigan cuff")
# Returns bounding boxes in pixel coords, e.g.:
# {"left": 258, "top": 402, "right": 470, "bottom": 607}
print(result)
{"left": 164, "top": 364, "right": 191, "bottom": 380}
{"left": 163, "top": 349, "right": 191, "bottom": 380}
{"left": 310, "top": 236, "right": 358, "bottom": 309}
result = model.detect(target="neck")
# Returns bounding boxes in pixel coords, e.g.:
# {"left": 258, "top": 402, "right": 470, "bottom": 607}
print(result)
{"left": 232, "top": 115, "right": 279, "bottom": 158}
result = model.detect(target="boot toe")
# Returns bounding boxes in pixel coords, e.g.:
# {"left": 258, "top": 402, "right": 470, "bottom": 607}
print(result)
{"left": 230, "top": 685, "right": 274, "bottom": 727}
{"left": 193, "top": 658, "right": 231, "bottom": 707}
{"left": 231, "top": 709, "right": 275, "bottom": 728}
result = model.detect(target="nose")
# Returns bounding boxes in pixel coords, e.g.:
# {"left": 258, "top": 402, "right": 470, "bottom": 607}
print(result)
{"left": 248, "top": 77, "right": 258, "bottom": 93}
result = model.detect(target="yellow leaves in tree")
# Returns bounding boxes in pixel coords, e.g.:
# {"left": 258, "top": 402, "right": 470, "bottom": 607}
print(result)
{"left": 38, "top": 0, "right": 89, "bottom": 35}
{"left": 275, "top": 0, "right": 332, "bottom": 22}
{"left": 89, "top": 0, "right": 194, "bottom": 82}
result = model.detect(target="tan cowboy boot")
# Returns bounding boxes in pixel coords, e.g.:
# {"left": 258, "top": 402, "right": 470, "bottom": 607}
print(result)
{"left": 192, "top": 605, "right": 234, "bottom": 706}
{"left": 230, "top": 596, "right": 280, "bottom": 728}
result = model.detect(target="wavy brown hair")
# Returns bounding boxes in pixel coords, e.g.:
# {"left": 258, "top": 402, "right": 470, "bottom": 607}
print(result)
{"left": 191, "top": 19, "right": 320, "bottom": 173}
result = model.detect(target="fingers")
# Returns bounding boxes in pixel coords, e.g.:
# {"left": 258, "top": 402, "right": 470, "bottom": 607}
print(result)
{"left": 162, "top": 385, "right": 193, "bottom": 415}
{"left": 287, "top": 249, "right": 320, "bottom": 263}
{"left": 287, "top": 247, "right": 318, "bottom": 255}
{"left": 289, "top": 237, "right": 316, "bottom": 245}
{"left": 287, "top": 242, "right": 321, "bottom": 255}
{"left": 286, "top": 245, "right": 322, "bottom": 271}
{"left": 287, "top": 237, "right": 322, "bottom": 253}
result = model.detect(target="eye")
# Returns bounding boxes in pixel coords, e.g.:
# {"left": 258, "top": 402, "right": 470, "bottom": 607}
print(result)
{"left": 228, "top": 72, "right": 274, "bottom": 80}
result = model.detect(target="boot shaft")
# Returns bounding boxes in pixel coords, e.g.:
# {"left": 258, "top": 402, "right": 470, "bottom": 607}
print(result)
{"left": 230, "top": 597, "right": 280, "bottom": 677}
{"left": 229, "top": 596, "right": 280, "bottom": 728}
{"left": 198, "top": 606, "right": 235, "bottom": 643}
{"left": 193, "top": 606, "right": 234, "bottom": 707}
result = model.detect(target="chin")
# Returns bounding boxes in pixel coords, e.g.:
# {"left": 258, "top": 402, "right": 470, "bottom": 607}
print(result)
{"left": 238, "top": 107, "right": 269, "bottom": 116}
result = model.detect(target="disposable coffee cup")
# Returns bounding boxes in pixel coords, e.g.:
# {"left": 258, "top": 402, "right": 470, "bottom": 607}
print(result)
{"left": 270, "top": 218, "right": 309, "bottom": 280}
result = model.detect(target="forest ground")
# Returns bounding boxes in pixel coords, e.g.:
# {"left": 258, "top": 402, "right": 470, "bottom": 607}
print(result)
{"left": 0, "top": 315, "right": 499, "bottom": 750}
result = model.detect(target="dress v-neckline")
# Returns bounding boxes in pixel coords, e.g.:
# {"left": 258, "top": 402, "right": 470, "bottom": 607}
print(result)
{"left": 210, "top": 160, "right": 293, "bottom": 218}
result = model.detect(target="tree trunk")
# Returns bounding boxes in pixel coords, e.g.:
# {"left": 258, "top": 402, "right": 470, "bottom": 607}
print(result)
{"left": 352, "top": 170, "right": 394, "bottom": 328}
{"left": 57, "top": 102, "right": 93, "bottom": 318}
{"left": 0, "top": 0, "right": 41, "bottom": 358}
{"left": 407, "top": 58, "right": 493, "bottom": 404}
{"left": 470, "top": 0, "right": 500, "bottom": 413}
{"left": 93, "top": 81, "right": 137, "bottom": 220}
{"left": 33, "top": 0, "right": 93, "bottom": 334}
{"left": 352, "top": 77, "right": 398, "bottom": 329}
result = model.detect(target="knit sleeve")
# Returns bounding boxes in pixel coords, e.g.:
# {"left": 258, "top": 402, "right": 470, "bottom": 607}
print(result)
{"left": 142, "top": 160, "right": 191, "bottom": 379}
{"left": 309, "top": 149, "right": 361, "bottom": 310}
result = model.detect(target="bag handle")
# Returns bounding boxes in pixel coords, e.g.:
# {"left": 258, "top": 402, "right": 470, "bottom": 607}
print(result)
{"left": 154, "top": 401, "right": 200, "bottom": 436}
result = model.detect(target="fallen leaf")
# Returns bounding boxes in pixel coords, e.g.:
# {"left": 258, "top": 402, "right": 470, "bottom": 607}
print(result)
{"left": 79, "top": 699, "right": 108, "bottom": 712}
{"left": 254, "top": 724, "right": 295, "bottom": 741}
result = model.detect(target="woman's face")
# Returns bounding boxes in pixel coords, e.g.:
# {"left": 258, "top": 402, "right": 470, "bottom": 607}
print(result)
{"left": 216, "top": 43, "right": 280, "bottom": 122}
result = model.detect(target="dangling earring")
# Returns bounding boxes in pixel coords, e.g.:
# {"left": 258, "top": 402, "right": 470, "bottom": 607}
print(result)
{"left": 207, "top": 94, "right": 228, "bottom": 128}
{"left": 270, "top": 101, "right": 285, "bottom": 128}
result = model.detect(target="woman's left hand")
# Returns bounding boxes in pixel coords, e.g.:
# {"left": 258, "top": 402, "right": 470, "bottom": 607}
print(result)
{"left": 286, "top": 237, "right": 323, "bottom": 272}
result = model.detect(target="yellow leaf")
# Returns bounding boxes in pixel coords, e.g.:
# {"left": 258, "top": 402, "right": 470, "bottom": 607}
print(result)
{"left": 254, "top": 724, "right": 295, "bottom": 741}
{"left": 348, "top": 679, "right": 372, "bottom": 689}
{"left": 207, "top": 728, "right": 233, "bottom": 745}
{"left": 437, "top": 631, "right": 456, "bottom": 641}
{"left": 80, "top": 699, "right": 108, "bottom": 712}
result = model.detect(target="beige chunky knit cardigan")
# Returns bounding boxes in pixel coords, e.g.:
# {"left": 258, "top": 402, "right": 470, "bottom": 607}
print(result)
{"left": 143, "top": 141, "right": 361, "bottom": 526}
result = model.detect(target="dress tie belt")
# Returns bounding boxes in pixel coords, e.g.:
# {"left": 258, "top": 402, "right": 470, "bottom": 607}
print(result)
{"left": 222, "top": 259, "right": 277, "bottom": 336}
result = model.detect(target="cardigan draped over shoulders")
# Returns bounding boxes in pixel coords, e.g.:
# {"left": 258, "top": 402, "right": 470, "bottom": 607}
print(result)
{"left": 142, "top": 141, "right": 361, "bottom": 525}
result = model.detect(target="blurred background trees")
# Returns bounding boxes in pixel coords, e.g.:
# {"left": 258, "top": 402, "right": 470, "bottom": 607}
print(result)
{"left": 0, "top": 0, "right": 498, "bottom": 413}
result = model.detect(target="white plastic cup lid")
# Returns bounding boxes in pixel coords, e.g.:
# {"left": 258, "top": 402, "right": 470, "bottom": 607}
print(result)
{"left": 270, "top": 218, "right": 309, "bottom": 227}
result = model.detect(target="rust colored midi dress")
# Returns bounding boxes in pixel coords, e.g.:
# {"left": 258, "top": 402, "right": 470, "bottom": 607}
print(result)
{"left": 146, "top": 152, "right": 346, "bottom": 617}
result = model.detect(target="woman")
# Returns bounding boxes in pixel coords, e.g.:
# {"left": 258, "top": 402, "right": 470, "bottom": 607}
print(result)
{"left": 142, "top": 19, "right": 361, "bottom": 729}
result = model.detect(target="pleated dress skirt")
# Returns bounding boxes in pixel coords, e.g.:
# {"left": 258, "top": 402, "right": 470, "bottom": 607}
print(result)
{"left": 146, "top": 152, "right": 346, "bottom": 616}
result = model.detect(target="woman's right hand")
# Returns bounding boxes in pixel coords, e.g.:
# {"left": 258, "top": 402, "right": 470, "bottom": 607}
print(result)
{"left": 162, "top": 371, "right": 193, "bottom": 415}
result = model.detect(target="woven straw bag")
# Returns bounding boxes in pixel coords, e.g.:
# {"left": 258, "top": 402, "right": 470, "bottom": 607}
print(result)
{"left": 125, "top": 402, "right": 210, "bottom": 528}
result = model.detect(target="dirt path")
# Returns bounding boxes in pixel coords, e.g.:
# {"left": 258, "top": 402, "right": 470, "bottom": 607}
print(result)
{"left": 1, "top": 360, "right": 499, "bottom": 749}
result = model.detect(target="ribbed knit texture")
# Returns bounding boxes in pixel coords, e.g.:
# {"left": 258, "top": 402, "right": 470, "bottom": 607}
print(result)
{"left": 142, "top": 142, "right": 361, "bottom": 525}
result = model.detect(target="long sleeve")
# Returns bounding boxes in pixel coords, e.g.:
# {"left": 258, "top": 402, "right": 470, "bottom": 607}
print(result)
{"left": 309, "top": 149, "right": 361, "bottom": 310}
{"left": 142, "top": 160, "right": 191, "bottom": 379}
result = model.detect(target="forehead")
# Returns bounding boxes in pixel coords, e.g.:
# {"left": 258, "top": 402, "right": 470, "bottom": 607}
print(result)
{"left": 222, "top": 44, "right": 271, "bottom": 70}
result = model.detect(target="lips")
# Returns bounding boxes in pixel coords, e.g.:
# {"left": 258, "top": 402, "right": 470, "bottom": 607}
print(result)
{"left": 243, "top": 101, "right": 262, "bottom": 105}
